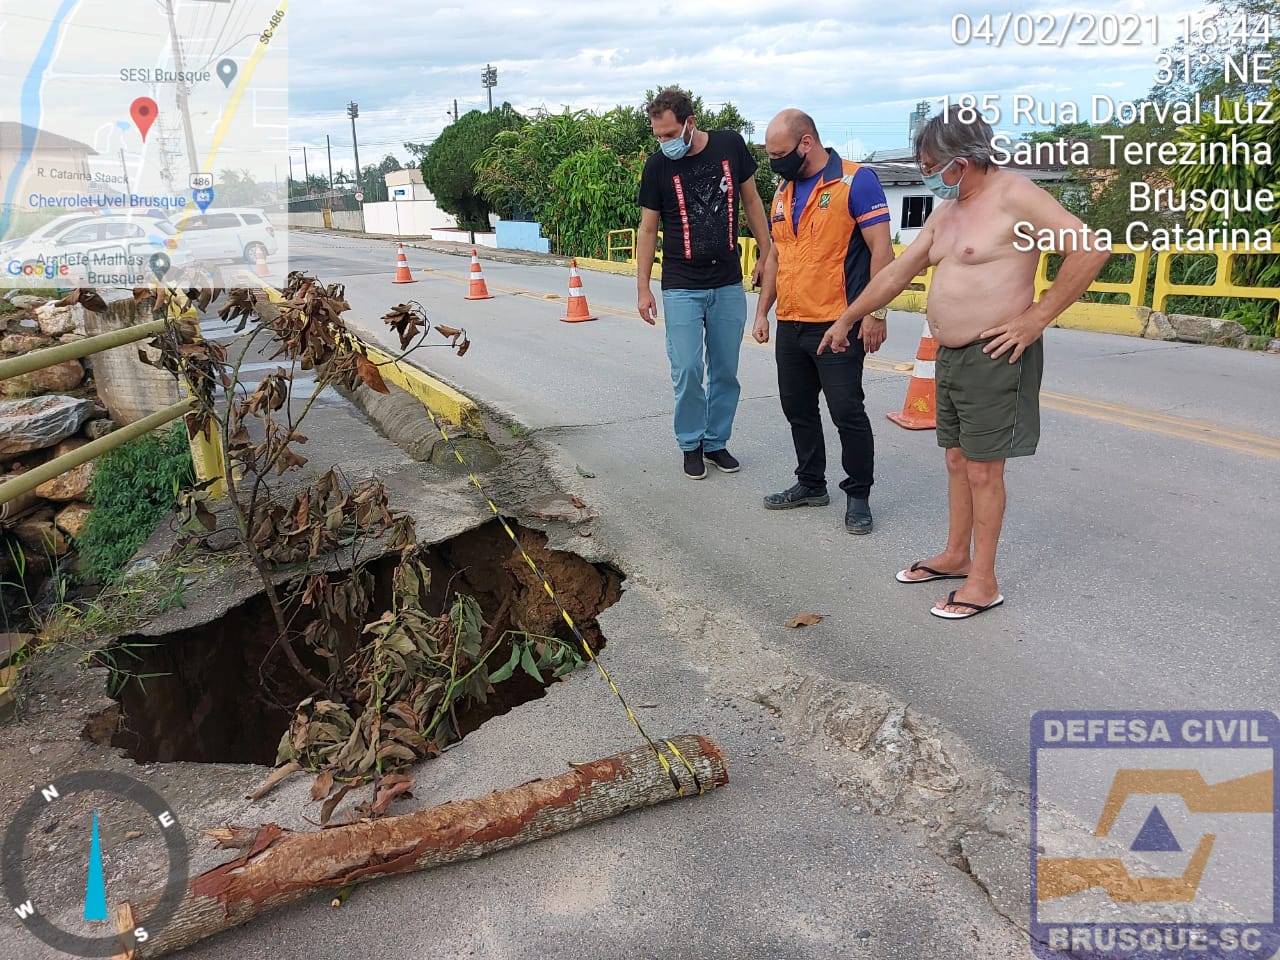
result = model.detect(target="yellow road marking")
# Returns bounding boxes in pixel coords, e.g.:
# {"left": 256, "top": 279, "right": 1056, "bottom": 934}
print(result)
{"left": 428, "top": 267, "right": 1279, "bottom": 459}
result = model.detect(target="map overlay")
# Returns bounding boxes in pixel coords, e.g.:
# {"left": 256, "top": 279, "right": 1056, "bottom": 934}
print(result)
{"left": 1, "top": 0, "right": 289, "bottom": 288}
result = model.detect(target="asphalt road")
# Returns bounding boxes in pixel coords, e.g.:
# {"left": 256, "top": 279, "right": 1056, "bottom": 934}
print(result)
{"left": 287, "top": 231, "right": 1280, "bottom": 783}
{"left": 86, "top": 230, "right": 1271, "bottom": 960}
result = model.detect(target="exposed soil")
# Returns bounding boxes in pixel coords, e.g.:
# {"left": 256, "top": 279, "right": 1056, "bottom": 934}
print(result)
{"left": 83, "top": 521, "right": 623, "bottom": 766}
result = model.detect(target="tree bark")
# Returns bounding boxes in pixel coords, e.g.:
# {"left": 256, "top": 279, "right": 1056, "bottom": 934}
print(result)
{"left": 114, "top": 734, "right": 727, "bottom": 958}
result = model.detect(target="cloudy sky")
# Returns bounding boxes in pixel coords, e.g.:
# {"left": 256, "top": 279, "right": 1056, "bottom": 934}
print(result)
{"left": 274, "top": 0, "right": 1207, "bottom": 172}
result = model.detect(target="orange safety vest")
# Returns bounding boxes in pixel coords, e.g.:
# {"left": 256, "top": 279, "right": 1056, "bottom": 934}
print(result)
{"left": 771, "top": 155, "right": 870, "bottom": 323}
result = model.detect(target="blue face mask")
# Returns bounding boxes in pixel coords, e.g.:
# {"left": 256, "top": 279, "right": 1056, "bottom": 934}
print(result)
{"left": 922, "top": 158, "right": 963, "bottom": 200}
{"left": 660, "top": 121, "right": 692, "bottom": 160}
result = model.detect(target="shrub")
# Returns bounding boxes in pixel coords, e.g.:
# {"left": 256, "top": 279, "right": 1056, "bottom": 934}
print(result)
{"left": 76, "top": 422, "right": 194, "bottom": 584}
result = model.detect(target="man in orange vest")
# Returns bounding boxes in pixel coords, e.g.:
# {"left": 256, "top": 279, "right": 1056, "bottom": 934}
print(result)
{"left": 753, "top": 109, "right": 894, "bottom": 534}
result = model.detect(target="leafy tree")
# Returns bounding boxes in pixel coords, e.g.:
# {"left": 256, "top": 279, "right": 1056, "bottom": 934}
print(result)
{"left": 421, "top": 105, "right": 525, "bottom": 230}
{"left": 475, "top": 109, "right": 599, "bottom": 222}
{"left": 289, "top": 174, "right": 330, "bottom": 199}
{"left": 1027, "top": 122, "right": 1105, "bottom": 145}
{"left": 1147, "top": 0, "right": 1277, "bottom": 108}
{"left": 358, "top": 154, "right": 403, "bottom": 203}
{"left": 215, "top": 168, "right": 262, "bottom": 205}
{"left": 545, "top": 144, "right": 644, "bottom": 258}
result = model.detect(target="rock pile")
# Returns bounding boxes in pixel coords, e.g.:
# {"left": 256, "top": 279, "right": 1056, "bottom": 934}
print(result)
{"left": 1, "top": 291, "right": 115, "bottom": 580}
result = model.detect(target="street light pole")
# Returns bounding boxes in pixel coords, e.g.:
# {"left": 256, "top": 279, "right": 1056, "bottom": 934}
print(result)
{"left": 326, "top": 134, "right": 334, "bottom": 191}
{"left": 163, "top": 0, "right": 201, "bottom": 175}
{"left": 347, "top": 101, "right": 361, "bottom": 195}
{"left": 482, "top": 64, "right": 498, "bottom": 112}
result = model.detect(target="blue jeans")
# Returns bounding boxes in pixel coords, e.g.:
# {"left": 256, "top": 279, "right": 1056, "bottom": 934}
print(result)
{"left": 661, "top": 284, "right": 747, "bottom": 452}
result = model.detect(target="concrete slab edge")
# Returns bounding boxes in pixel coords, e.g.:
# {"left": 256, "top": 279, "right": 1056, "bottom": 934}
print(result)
{"left": 361, "top": 344, "right": 488, "bottom": 438}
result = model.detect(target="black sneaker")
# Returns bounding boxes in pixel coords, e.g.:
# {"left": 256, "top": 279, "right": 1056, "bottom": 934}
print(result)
{"left": 683, "top": 447, "right": 706, "bottom": 480}
{"left": 763, "top": 482, "right": 830, "bottom": 510}
{"left": 703, "top": 448, "right": 740, "bottom": 473}
{"left": 845, "top": 495, "right": 873, "bottom": 535}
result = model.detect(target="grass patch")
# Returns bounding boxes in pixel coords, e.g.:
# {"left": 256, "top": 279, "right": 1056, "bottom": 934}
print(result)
{"left": 76, "top": 422, "right": 195, "bottom": 585}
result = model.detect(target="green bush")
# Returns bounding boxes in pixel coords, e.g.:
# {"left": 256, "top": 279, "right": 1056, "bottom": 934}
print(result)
{"left": 76, "top": 422, "right": 194, "bottom": 584}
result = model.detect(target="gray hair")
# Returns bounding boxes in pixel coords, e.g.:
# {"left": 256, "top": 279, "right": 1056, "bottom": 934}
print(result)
{"left": 914, "top": 104, "right": 994, "bottom": 171}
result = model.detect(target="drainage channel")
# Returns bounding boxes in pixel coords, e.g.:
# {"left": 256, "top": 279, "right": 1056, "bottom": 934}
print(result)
{"left": 83, "top": 519, "right": 623, "bottom": 766}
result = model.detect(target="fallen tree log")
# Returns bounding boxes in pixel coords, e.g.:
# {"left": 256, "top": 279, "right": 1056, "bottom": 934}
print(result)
{"left": 115, "top": 734, "right": 727, "bottom": 958}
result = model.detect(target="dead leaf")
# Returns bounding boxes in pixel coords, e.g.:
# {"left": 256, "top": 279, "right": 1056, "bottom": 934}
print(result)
{"left": 310, "top": 770, "right": 335, "bottom": 802}
{"left": 355, "top": 354, "right": 390, "bottom": 394}
{"left": 435, "top": 324, "right": 463, "bottom": 340}
{"left": 371, "top": 775, "right": 415, "bottom": 817}
{"left": 569, "top": 495, "right": 586, "bottom": 509}
{"left": 785, "top": 612, "right": 824, "bottom": 628}
{"left": 321, "top": 782, "right": 356, "bottom": 826}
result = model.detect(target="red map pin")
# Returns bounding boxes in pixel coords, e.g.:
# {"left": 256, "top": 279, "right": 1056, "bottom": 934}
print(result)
{"left": 130, "top": 97, "right": 158, "bottom": 141}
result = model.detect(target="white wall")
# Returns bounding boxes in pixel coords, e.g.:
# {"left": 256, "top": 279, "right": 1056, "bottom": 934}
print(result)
{"left": 363, "top": 200, "right": 456, "bottom": 236}
{"left": 881, "top": 184, "right": 935, "bottom": 244}
{"left": 286, "top": 210, "right": 365, "bottom": 231}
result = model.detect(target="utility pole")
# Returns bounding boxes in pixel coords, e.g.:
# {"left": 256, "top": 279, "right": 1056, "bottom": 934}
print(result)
{"left": 482, "top": 64, "right": 497, "bottom": 112}
{"left": 447, "top": 99, "right": 459, "bottom": 123}
{"left": 119, "top": 148, "right": 131, "bottom": 195}
{"left": 347, "top": 101, "right": 361, "bottom": 195}
{"left": 326, "top": 134, "right": 334, "bottom": 191}
{"left": 288, "top": 155, "right": 294, "bottom": 193}
{"left": 163, "top": 0, "right": 201, "bottom": 175}
{"left": 302, "top": 146, "right": 310, "bottom": 187}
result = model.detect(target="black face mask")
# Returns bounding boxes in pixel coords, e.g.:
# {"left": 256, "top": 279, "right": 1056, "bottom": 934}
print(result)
{"left": 770, "top": 142, "right": 808, "bottom": 181}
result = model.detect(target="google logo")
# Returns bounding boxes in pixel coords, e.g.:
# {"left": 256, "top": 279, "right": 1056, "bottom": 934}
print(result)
{"left": 6, "top": 261, "right": 70, "bottom": 277}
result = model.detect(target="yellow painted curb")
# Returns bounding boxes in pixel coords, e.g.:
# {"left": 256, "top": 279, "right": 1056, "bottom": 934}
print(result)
{"left": 362, "top": 344, "right": 486, "bottom": 437}
{"left": 261, "top": 284, "right": 487, "bottom": 438}
{"left": 576, "top": 257, "right": 647, "bottom": 278}
{"left": 1050, "top": 303, "right": 1146, "bottom": 337}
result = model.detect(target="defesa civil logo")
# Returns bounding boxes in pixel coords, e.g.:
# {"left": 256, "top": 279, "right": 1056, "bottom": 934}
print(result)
{"left": 1032, "top": 711, "right": 1279, "bottom": 960}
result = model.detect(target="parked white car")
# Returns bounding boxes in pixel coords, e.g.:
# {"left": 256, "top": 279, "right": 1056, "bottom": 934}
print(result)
{"left": 3, "top": 212, "right": 195, "bottom": 286}
{"left": 171, "top": 208, "right": 279, "bottom": 264}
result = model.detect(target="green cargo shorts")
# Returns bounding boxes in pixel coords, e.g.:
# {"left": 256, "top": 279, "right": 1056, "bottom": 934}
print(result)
{"left": 935, "top": 337, "right": 1044, "bottom": 461}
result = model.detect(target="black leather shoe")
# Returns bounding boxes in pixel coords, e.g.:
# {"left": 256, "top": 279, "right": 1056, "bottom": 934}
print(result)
{"left": 764, "top": 483, "right": 830, "bottom": 510}
{"left": 845, "top": 496, "right": 873, "bottom": 535}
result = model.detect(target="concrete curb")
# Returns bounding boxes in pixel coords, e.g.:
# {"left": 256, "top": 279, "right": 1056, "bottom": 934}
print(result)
{"left": 258, "top": 279, "right": 488, "bottom": 437}
{"left": 361, "top": 343, "right": 488, "bottom": 438}
{"left": 337, "top": 380, "right": 502, "bottom": 472}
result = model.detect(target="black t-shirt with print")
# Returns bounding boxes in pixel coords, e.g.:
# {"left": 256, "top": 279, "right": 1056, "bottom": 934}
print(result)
{"left": 638, "top": 130, "right": 757, "bottom": 291}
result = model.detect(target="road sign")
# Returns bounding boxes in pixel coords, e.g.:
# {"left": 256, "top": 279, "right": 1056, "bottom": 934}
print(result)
{"left": 189, "top": 173, "right": 214, "bottom": 190}
{"left": 354, "top": 192, "right": 364, "bottom": 202}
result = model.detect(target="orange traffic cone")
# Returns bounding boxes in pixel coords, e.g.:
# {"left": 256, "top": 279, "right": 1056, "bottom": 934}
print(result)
{"left": 464, "top": 249, "right": 493, "bottom": 300}
{"left": 253, "top": 245, "right": 270, "bottom": 279}
{"left": 886, "top": 320, "right": 938, "bottom": 430}
{"left": 392, "top": 243, "right": 417, "bottom": 284}
{"left": 559, "top": 259, "right": 596, "bottom": 323}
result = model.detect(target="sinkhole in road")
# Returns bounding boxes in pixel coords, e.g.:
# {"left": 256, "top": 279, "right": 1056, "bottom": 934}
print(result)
{"left": 83, "top": 520, "right": 624, "bottom": 766}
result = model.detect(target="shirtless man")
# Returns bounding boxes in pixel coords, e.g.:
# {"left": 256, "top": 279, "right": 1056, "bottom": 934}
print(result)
{"left": 817, "top": 105, "right": 1109, "bottom": 619}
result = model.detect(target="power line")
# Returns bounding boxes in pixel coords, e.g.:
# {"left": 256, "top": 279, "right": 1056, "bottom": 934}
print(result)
{"left": 2, "top": 11, "right": 164, "bottom": 38}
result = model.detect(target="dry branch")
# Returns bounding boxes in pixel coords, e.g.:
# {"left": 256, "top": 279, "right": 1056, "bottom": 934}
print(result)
{"left": 115, "top": 734, "right": 727, "bottom": 958}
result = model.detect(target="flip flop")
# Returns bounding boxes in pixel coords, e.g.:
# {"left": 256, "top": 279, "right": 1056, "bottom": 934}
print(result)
{"left": 896, "top": 562, "right": 968, "bottom": 584}
{"left": 930, "top": 590, "right": 1005, "bottom": 620}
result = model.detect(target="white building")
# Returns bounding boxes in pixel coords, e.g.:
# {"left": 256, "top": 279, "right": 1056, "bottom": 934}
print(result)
{"left": 861, "top": 146, "right": 1080, "bottom": 244}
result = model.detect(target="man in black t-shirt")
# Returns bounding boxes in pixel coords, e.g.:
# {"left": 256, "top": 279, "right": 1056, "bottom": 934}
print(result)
{"left": 637, "top": 88, "right": 771, "bottom": 480}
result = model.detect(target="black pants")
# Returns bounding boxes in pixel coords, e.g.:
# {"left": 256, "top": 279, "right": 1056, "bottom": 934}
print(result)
{"left": 775, "top": 320, "right": 874, "bottom": 498}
